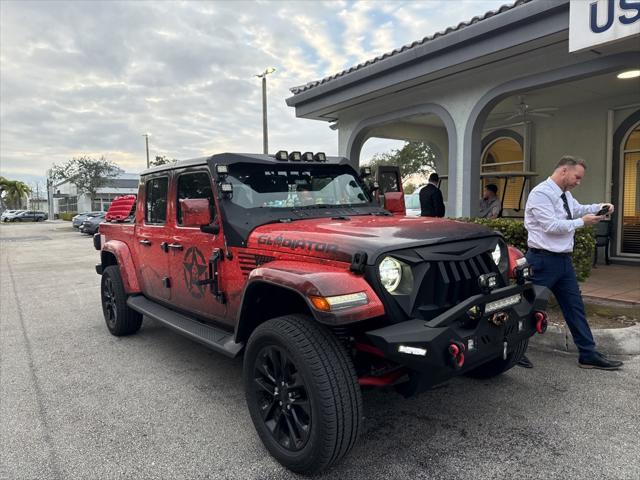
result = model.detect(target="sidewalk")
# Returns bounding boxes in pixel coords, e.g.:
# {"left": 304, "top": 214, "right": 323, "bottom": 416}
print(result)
{"left": 531, "top": 263, "right": 640, "bottom": 355}
{"left": 581, "top": 263, "right": 640, "bottom": 305}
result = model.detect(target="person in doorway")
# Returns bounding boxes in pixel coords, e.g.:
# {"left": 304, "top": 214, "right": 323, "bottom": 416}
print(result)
{"left": 479, "top": 183, "right": 502, "bottom": 219}
{"left": 520, "top": 155, "right": 621, "bottom": 370}
{"left": 419, "top": 173, "right": 445, "bottom": 217}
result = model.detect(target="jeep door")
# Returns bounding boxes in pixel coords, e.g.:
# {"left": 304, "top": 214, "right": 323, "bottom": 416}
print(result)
{"left": 135, "top": 175, "right": 172, "bottom": 302}
{"left": 167, "top": 169, "right": 229, "bottom": 325}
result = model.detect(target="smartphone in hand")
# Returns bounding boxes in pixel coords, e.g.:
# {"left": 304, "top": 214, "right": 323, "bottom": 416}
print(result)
{"left": 596, "top": 205, "right": 610, "bottom": 216}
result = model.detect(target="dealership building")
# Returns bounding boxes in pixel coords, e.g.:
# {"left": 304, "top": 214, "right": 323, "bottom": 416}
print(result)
{"left": 287, "top": 0, "right": 640, "bottom": 263}
{"left": 51, "top": 173, "right": 139, "bottom": 216}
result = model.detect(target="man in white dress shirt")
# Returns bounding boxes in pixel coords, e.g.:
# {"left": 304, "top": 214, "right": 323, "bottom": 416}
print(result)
{"left": 522, "top": 156, "right": 622, "bottom": 370}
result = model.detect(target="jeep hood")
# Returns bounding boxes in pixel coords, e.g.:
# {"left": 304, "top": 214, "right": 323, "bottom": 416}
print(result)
{"left": 246, "top": 216, "right": 497, "bottom": 264}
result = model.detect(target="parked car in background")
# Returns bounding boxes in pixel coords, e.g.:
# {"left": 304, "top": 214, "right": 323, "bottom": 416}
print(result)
{"left": 80, "top": 213, "right": 106, "bottom": 234}
{"left": 7, "top": 210, "right": 47, "bottom": 222}
{"left": 1, "top": 210, "right": 25, "bottom": 222}
{"left": 72, "top": 211, "right": 103, "bottom": 229}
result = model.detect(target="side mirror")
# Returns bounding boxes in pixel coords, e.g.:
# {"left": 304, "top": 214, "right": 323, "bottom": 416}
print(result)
{"left": 181, "top": 198, "right": 213, "bottom": 227}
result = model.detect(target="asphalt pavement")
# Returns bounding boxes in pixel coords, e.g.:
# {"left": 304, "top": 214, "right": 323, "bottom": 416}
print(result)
{"left": 1, "top": 221, "right": 639, "bottom": 480}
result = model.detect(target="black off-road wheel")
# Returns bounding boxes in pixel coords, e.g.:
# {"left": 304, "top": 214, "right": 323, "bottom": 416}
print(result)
{"left": 465, "top": 338, "right": 529, "bottom": 379}
{"left": 243, "top": 315, "right": 362, "bottom": 475}
{"left": 101, "top": 265, "right": 142, "bottom": 336}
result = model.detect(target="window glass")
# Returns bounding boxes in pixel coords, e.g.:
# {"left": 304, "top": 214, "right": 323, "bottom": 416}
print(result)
{"left": 225, "top": 163, "right": 369, "bottom": 208}
{"left": 176, "top": 171, "right": 215, "bottom": 225}
{"left": 145, "top": 177, "right": 168, "bottom": 224}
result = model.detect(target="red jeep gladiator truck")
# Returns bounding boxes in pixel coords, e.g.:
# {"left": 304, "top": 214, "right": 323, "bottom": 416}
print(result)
{"left": 95, "top": 151, "right": 549, "bottom": 474}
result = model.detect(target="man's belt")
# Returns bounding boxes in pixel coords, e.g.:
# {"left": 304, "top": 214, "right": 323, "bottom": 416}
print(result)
{"left": 529, "top": 248, "right": 571, "bottom": 257}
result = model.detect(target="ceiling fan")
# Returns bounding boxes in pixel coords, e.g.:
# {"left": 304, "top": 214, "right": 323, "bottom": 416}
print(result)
{"left": 491, "top": 96, "right": 558, "bottom": 121}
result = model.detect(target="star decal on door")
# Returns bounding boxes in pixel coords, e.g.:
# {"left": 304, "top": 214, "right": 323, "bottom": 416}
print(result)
{"left": 183, "top": 246, "right": 207, "bottom": 298}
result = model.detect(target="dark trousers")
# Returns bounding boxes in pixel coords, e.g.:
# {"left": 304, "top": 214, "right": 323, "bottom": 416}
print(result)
{"left": 525, "top": 250, "right": 596, "bottom": 356}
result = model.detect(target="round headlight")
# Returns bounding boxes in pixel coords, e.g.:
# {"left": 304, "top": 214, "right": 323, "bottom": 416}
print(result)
{"left": 491, "top": 244, "right": 502, "bottom": 265}
{"left": 379, "top": 256, "right": 402, "bottom": 292}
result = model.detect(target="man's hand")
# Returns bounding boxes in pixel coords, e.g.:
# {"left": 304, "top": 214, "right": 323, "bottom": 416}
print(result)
{"left": 600, "top": 203, "right": 615, "bottom": 215}
{"left": 582, "top": 214, "right": 602, "bottom": 225}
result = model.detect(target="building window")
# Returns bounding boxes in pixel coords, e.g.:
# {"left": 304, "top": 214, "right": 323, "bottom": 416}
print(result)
{"left": 481, "top": 133, "right": 524, "bottom": 211}
{"left": 621, "top": 123, "right": 640, "bottom": 255}
{"left": 58, "top": 196, "right": 78, "bottom": 213}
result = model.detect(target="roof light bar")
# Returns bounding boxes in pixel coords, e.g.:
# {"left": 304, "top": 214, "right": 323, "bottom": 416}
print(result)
{"left": 302, "top": 152, "right": 314, "bottom": 162}
{"left": 289, "top": 151, "right": 302, "bottom": 162}
{"left": 275, "top": 150, "right": 288, "bottom": 161}
{"left": 313, "top": 152, "right": 326, "bottom": 162}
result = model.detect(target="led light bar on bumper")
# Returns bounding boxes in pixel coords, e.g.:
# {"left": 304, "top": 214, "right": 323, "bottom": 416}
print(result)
{"left": 485, "top": 294, "right": 522, "bottom": 314}
{"left": 309, "top": 292, "right": 368, "bottom": 312}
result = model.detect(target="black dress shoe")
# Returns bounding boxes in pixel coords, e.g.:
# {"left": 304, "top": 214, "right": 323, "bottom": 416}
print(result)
{"left": 579, "top": 352, "right": 623, "bottom": 370}
{"left": 517, "top": 355, "right": 533, "bottom": 368}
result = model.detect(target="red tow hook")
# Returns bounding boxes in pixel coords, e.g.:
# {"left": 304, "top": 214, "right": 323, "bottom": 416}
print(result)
{"left": 448, "top": 342, "right": 465, "bottom": 369}
{"left": 534, "top": 311, "right": 548, "bottom": 334}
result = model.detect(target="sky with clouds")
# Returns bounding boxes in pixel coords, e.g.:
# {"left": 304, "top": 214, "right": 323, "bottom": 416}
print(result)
{"left": 1, "top": 0, "right": 509, "bottom": 188}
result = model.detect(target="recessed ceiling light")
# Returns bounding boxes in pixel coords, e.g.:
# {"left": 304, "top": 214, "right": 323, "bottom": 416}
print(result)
{"left": 617, "top": 70, "right": 640, "bottom": 79}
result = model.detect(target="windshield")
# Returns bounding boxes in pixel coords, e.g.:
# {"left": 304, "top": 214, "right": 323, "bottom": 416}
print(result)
{"left": 226, "top": 163, "right": 370, "bottom": 209}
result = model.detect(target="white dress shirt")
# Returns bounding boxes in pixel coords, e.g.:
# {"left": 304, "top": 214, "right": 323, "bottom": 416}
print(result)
{"left": 525, "top": 178, "right": 601, "bottom": 253}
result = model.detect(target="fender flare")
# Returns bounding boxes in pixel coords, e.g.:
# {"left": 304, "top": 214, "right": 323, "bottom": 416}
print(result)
{"left": 101, "top": 240, "right": 141, "bottom": 294}
{"left": 234, "top": 260, "right": 385, "bottom": 343}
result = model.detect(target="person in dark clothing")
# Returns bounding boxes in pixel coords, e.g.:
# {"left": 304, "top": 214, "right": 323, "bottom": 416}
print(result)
{"left": 419, "top": 173, "right": 445, "bottom": 217}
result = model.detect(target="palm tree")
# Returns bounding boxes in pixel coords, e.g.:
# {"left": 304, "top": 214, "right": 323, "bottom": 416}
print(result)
{"left": 0, "top": 177, "right": 31, "bottom": 209}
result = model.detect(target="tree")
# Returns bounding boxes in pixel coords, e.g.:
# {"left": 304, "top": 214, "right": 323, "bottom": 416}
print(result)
{"left": 50, "top": 156, "right": 122, "bottom": 202}
{"left": 367, "top": 141, "right": 437, "bottom": 182}
{"left": 0, "top": 176, "right": 32, "bottom": 209}
{"left": 150, "top": 155, "right": 177, "bottom": 167}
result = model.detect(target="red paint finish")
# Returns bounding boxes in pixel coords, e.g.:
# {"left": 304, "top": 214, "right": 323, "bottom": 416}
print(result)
{"left": 246, "top": 260, "right": 385, "bottom": 323}
{"left": 102, "top": 239, "right": 141, "bottom": 293}
{"left": 507, "top": 245, "right": 525, "bottom": 278}
{"left": 358, "top": 369, "right": 407, "bottom": 386}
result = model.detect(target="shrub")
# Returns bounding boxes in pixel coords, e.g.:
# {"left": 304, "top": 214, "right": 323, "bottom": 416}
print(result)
{"left": 456, "top": 218, "right": 595, "bottom": 282}
{"left": 59, "top": 212, "right": 77, "bottom": 221}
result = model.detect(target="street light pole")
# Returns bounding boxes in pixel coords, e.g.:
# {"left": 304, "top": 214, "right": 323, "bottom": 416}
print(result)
{"left": 142, "top": 133, "right": 150, "bottom": 168}
{"left": 256, "top": 67, "right": 276, "bottom": 154}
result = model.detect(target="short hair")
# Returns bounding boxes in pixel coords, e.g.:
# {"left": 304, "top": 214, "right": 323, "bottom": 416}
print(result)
{"left": 485, "top": 183, "right": 498, "bottom": 194}
{"left": 428, "top": 172, "right": 439, "bottom": 182}
{"left": 555, "top": 155, "right": 587, "bottom": 170}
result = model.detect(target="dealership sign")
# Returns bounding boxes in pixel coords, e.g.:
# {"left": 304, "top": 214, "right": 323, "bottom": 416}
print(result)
{"left": 569, "top": 0, "right": 640, "bottom": 52}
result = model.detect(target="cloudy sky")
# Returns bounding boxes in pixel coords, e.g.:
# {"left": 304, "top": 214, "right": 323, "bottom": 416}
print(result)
{"left": 1, "top": 0, "right": 508, "bottom": 188}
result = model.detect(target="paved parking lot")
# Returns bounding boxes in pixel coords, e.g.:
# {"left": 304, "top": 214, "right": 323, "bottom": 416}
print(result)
{"left": 1, "top": 221, "right": 639, "bottom": 480}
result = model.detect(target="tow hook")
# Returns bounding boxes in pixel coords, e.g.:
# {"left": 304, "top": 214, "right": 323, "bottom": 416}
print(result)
{"left": 448, "top": 341, "right": 466, "bottom": 369}
{"left": 489, "top": 311, "right": 509, "bottom": 327}
{"left": 534, "top": 311, "right": 548, "bottom": 334}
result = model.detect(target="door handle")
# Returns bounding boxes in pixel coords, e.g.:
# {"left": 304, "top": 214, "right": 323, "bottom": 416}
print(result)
{"left": 139, "top": 239, "right": 151, "bottom": 246}
{"left": 167, "top": 243, "right": 183, "bottom": 251}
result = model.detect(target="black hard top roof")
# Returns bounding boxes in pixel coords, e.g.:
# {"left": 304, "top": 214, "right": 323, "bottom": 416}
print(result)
{"left": 141, "top": 153, "right": 349, "bottom": 176}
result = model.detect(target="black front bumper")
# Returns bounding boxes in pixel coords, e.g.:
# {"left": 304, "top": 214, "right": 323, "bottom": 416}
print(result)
{"left": 366, "top": 282, "right": 550, "bottom": 385}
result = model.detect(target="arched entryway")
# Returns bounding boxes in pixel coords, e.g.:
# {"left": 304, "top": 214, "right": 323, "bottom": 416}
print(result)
{"left": 481, "top": 129, "right": 526, "bottom": 215}
{"left": 346, "top": 103, "right": 456, "bottom": 210}
{"left": 613, "top": 109, "right": 640, "bottom": 258}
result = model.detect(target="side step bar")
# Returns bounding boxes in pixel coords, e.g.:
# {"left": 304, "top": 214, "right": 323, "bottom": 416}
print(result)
{"left": 127, "top": 296, "right": 243, "bottom": 358}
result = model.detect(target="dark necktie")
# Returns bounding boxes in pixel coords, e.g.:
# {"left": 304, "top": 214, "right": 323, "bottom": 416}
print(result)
{"left": 560, "top": 193, "right": 572, "bottom": 219}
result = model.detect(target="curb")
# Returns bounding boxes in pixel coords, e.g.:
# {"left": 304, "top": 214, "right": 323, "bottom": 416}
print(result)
{"left": 530, "top": 322, "right": 640, "bottom": 355}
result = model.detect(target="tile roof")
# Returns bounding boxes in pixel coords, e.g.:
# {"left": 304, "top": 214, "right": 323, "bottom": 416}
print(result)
{"left": 289, "top": 0, "right": 532, "bottom": 95}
